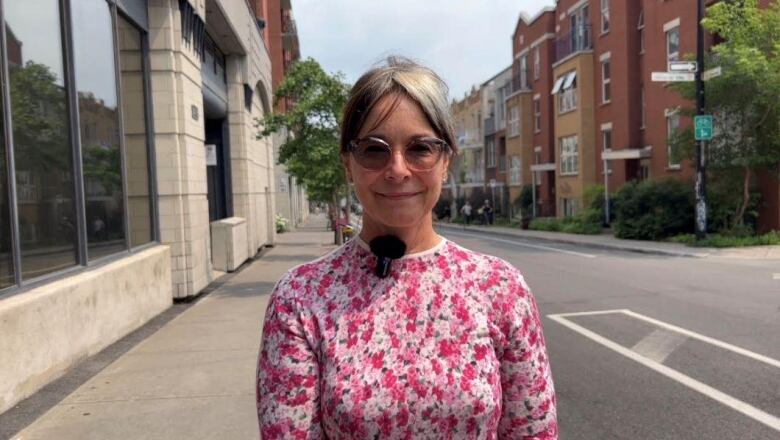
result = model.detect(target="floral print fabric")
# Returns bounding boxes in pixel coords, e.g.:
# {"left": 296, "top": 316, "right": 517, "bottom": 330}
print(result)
{"left": 257, "top": 237, "right": 557, "bottom": 439}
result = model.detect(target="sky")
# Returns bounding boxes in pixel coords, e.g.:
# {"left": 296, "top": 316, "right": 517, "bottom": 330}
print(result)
{"left": 293, "top": 0, "right": 557, "bottom": 100}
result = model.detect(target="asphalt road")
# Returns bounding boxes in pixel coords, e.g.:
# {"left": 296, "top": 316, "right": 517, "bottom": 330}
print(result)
{"left": 439, "top": 229, "right": 780, "bottom": 440}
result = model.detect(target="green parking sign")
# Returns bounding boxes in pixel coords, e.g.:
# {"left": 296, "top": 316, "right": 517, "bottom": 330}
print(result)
{"left": 695, "top": 115, "right": 713, "bottom": 141}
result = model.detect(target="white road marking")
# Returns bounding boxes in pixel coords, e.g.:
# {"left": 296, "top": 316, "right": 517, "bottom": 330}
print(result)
{"left": 631, "top": 329, "right": 688, "bottom": 363}
{"left": 548, "top": 310, "right": 780, "bottom": 432}
{"left": 444, "top": 231, "right": 597, "bottom": 259}
{"left": 620, "top": 309, "right": 780, "bottom": 369}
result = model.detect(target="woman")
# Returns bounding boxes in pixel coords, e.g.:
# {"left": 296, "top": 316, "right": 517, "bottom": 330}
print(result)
{"left": 257, "top": 57, "right": 557, "bottom": 439}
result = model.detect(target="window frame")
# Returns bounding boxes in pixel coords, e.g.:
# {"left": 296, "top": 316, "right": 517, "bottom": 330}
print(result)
{"left": 600, "top": 0, "right": 610, "bottom": 34}
{"left": 533, "top": 96, "right": 542, "bottom": 133}
{"left": 666, "top": 109, "right": 681, "bottom": 169}
{"left": 666, "top": 26, "right": 680, "bottom": 63}
{"left": 533, "top": 46, "right": 540, "bottom": 80}
{"left": 508, "top": 106, "right": 520, "bottom": 137}
{"left": 559, "top": 135, "right": 579, "bottom": 176}
{"left": 0, "top": 1, "right": 160, "bottom": 295}
{"left": 601, "top": 57, "right": 611, "bottom": 104}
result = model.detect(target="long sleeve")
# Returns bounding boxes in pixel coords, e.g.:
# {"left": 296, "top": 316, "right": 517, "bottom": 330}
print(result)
{"left": 256, "top": 277, "right": 323, "bottom": 439}
{"left": 495, "top": 270, "right": 558, "bottom": 439}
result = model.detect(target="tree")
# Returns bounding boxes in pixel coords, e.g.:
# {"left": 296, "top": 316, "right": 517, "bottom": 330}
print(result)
{"left": 256, "top": 58, "right": 351, "bottom": 214}
{"left": 670, "top": 0, "right": 780, "bottom": 230}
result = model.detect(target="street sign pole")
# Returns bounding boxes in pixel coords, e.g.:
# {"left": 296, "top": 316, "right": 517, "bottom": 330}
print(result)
{"left": 695, "top": 0, "right": 707, "bottom": 240}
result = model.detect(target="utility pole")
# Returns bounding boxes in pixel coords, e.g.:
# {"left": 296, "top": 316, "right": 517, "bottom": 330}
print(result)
{"left": 695, "top": 0, "right": 707, "bottom": 240}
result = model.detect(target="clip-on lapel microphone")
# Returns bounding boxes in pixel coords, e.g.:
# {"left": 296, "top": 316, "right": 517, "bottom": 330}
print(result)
{"left": 369, "top": 235, "right": 406, "bottom": 278}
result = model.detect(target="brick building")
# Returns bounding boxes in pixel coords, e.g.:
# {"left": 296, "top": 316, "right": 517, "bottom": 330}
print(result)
{"left": 501, "top": 0, "right": 779, "bottom": 231}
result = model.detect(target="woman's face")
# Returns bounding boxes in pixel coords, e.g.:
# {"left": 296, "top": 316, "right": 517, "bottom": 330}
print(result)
{"left": 344, "top": 94, "right": 449, "bottom": 230}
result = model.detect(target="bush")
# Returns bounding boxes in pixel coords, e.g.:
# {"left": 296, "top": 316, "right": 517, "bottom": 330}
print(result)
{"left": 529, "top": 208, "right": 602, "bottom": 235}
{"left": 275, "top": 214, "right": 289, "bottom": 233}
{"left": 613, "top": 179, "right": 695, "bottom": 240}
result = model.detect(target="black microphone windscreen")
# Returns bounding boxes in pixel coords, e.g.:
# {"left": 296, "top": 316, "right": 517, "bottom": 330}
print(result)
{"left": 369, "top": 235, "right": 406, "bottom": 259}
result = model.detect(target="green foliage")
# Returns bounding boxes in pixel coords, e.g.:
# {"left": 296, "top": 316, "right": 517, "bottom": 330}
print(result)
{"left": 613, "top": 180, "right": 695, "bottom": 240}
{"left": 529, "top": 208, "right": 602, "bottom": 235}
{"left": 514, "top": 185, "right": 534, "bottom": 219}
{"left": 256, "top": 58, "right": 351, "bottom": 202}
{"left": 275, "top": 214, "right": 289, "bottom": 233}
{"left": 667, "top": 231, "right": 780, "bottom": 248}
{"left": 668, "top": 0, "right": 780, "bottom": 228}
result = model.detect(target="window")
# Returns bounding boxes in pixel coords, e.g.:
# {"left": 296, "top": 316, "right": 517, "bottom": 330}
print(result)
{"left": 638, "top": 10, "right": 645, "bottom": 54}
{"left": 118, "top": 15, "right": 154, "bottom": 247}
{"left": 534, "top": 97, "right": 542, "bottom": 132}
{"left": 560, "top": 135, "right": 579, "bottom": 175}
{"left": 640, "top": 85, "right": 646, "bottom": 129}
{"left": 601, "top": 0, "right": 610, "bottom": 33}
{"left": 510, "top": 156, "right": 522, "bottom": 185}
{"left": 562, "top": 198, "right": 580, "bottom": 217}
{"left": 520, "top": 55, "right": 529, "bottom": 89}
{"left": 508, "top": 106, "right": 519, "bottom": 137}
{"left": 667, "top": 110, "right": 681, "bottom": 168}
{"left": 1, "top": 0, "right": 157, "bottom": 289}
{"left": 640, "top": 158, "right": 651, "bottom": 180}
{"left": 602, "top": 126, "right": 613, "bottom": 173}
{"left": 6, "top": 0, "right": 79, "bottom": 279}
{"left": 534, "top": 47, "right": 541, "bottom": 80}
{"left": 557, "top": 71, "right": 577, "bottom": 113}
{"left": 486, "top": 137, "right": 497, "bottom": 168}
{"left": 73, "top": 0, "right": 126, "bottom": 260}
{"left": 601, "top": 58, "right": 611, "bottom": 103}
{"left": 667, "top": 27, "right": 680, "bottom": 62}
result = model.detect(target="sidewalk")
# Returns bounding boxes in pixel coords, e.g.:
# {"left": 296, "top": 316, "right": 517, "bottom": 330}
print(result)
{"left": 435, "top": 222, "right": 780, "bottom": 259}
{"left": 11, "top": 215, "right": 335, "bottom": 440}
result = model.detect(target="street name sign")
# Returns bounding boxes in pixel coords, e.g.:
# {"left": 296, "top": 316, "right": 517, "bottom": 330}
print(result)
{"left": 695, "top": 115, "right": 713, "bottom": 141}
{"left": 652, "top": 72, "right": 695, "bottom": 82}
{"left": 703, "top": 66, "right": 722, "bottom": 81}
{"left": 668, "top": 61, "right": 698, "bottom": 73}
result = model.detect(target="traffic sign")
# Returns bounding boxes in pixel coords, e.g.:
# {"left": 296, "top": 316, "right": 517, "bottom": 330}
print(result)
{"left": 695, "top": 115, "right": 713, "bottom": 141}
{"left": 703, "top": 66, "right": 722, "bottom": 81}
{"left": 652, "top": 72, "right": 695, "bottom": 82}
{"left": 668, "top": 61, "right": 698, "bottom": 73}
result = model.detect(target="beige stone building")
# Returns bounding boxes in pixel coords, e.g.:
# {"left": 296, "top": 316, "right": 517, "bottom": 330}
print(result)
{"left": 0, "top": 0, "right": 275, "bottom": 414}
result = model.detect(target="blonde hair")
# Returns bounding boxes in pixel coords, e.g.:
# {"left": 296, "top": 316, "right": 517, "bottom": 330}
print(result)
{"left": 340, "top": 56, "right": 458, "bottom": 156}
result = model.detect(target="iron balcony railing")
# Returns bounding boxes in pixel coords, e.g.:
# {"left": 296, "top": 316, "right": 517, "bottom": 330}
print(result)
{"left": 484, "top": 116, "right": 496, "bottom": 136}
{"left": 510, "top": 68, "right": 531, "bottom": 93}
{"left": 556, "top": 24, "right": 592, "bottom": 62}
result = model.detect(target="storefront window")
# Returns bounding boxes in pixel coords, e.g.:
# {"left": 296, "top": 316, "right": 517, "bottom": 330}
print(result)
{"left": 117, "top": 15, "right": 153, "bottom": 247}
{"left": 72, "top": 0, "right": 127, "bottom": 259}
{"left": 0, "top": 99, "right": 13, "bottom": 289}
{"left": 6, "top": 0, "right": 79, "bottom": 279}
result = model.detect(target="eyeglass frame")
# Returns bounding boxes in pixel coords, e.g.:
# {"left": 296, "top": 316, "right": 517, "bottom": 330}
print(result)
{"left": 346, "top": 136, "right": 452, "bottom": 172}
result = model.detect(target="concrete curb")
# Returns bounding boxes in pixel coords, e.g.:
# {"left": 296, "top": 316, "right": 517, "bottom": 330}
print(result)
{"left": 435, "top": 223, "right": 712, "bottom": 258}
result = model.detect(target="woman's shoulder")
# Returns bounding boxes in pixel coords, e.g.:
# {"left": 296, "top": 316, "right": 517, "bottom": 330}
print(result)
{"left": 443, "top": 240, "right": 524, "bottom": 280}
{"left": 273, "top": 240, "right": 360, "bottom": 293}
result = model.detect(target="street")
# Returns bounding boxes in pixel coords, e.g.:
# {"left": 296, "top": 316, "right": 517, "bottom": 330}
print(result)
{"left": 439, "top": 228, "right": 780, "bottom": 440}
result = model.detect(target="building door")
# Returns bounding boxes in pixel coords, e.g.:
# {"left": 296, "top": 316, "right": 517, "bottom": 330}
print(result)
{"left": 205, "top": 118, "right": 231, "bottom": 222}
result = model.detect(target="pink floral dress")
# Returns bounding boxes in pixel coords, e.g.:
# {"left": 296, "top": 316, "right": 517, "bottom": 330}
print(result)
{"left": 256, "top": 237, "right": 558, "bottom": 439}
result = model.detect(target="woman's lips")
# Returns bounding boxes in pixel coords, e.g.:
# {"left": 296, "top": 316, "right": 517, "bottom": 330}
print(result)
{"left": 377, "top": 192, "right": 422, "bottom": 200}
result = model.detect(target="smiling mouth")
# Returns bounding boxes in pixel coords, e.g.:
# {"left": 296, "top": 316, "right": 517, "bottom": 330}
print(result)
{"left": 378, "top": 192, "right": 422, "bottom": 200}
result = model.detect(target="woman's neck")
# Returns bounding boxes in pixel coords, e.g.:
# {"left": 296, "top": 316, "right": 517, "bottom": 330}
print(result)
{"left": 358, "top": 215, "right": 441, "bottom": 255}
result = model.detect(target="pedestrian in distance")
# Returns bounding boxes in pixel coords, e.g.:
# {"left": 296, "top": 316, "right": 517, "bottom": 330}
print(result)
{"left": 256, "top": 56, "right": 558, "bottom": 439}
{"left": 460, "top": 200, "right": 472, "bottom": 227}
{"left": 481, "top": 199, "right": 493, "bottom": 226}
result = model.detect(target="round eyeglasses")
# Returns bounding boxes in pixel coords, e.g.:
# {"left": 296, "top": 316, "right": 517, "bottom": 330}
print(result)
{"left": 348, "top": 136, "right": 450, "bottom": 172}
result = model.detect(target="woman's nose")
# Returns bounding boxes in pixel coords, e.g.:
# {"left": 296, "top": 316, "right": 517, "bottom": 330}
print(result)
{"left": 384, "top": 149, "right": 411, "bottom": 180}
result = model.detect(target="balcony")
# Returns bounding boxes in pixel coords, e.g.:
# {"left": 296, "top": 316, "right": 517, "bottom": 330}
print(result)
{"left": 463, "top": 170, "right": 485, "bottom": 185}
{"left": 556, "top": 24, "right": 592, "bottom": 62}
{"left": 484, "top": 117, "right": 496, "bottom": 136}
{"left": 510, "top": 68, "right": 531, "bottom": 93}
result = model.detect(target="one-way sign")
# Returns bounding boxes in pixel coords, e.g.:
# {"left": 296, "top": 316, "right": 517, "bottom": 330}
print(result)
{"left": 669, "top": 61, "right": 698, "bottom": 73}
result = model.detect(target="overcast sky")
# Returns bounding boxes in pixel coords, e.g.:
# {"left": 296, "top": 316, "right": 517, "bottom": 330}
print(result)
{"left": 293, "top": 0, "right": 557, "bottom": 100}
